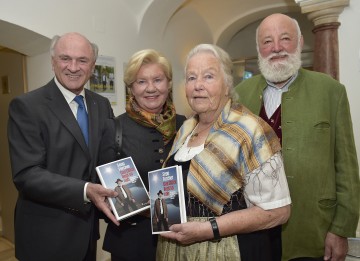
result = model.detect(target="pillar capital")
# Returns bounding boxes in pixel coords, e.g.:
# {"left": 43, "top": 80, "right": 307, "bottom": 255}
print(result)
{"left": 295, "top": 0, "right": 349, "bottom": 26}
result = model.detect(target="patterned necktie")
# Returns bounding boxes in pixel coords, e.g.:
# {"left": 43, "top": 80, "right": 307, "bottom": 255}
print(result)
{"left": 74, "top": 95, "right": 89, "bottom": 145}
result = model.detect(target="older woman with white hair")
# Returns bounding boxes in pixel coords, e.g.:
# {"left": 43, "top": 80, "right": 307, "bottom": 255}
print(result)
{"left": 157, "top": 44, "right": 291, "bottom": 260}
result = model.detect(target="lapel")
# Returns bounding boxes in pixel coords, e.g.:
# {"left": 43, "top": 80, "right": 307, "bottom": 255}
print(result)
{"left": 44, "top": 80, "right": 90, "bottom": 156}
{"left": 84, "top": 89, "right": 99, "bottom": 160}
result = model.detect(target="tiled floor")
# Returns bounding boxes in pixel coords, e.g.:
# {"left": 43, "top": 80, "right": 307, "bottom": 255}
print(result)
{"left": 1, "top": 235, "right": 359, "bottom": 261}
{"left": 0, "top": 238, "right": 16, "bottom": 261}
{"left": 348, "top": 238, "right": 360, "bottom": 260}
{"left": 0, "top": 214, "right": 16, "bottom": 261}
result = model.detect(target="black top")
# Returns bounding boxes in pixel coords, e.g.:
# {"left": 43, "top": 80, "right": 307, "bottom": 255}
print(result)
{"left": 103, "top": 113, "right": 186, "bottom": 261}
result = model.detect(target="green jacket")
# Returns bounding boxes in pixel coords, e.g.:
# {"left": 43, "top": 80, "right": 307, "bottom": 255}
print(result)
{"left": 235, "top": 68, "right": 359, "bottom": 260}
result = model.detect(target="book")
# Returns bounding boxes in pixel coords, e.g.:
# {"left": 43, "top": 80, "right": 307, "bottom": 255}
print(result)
{"left": 148, "top": 165, "right": 186, "bottom": 234}
{"left": 96, "top": 157, "right": 150, "bottom": 221}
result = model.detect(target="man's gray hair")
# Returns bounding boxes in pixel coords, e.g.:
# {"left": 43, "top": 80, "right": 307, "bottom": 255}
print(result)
{"left": 50, "top": 34, "right": 99, "bottom": 62}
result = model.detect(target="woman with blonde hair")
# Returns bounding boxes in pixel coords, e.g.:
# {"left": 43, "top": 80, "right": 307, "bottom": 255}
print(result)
{"left": 103, "top": 49, "right": 185, "bottom": 261}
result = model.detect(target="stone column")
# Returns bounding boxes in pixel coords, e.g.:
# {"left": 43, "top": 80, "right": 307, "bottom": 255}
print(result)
{"left": 295, "top": 0, "right": 350, "bottom": 80}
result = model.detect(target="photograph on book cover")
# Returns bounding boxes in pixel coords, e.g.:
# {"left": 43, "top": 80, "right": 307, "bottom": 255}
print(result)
{"left": 96, "top": 157, "right": 150, "bottom": 221}
{"left": 148, "top": 165, "right": 186, "bottom": 234}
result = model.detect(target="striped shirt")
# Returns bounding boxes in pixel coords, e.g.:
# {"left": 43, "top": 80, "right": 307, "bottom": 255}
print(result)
{"left": 263, "top": 72, "right": 298, "bottom": 118}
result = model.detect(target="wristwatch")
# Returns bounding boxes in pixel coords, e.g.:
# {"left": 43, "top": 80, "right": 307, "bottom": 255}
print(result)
{"left": 209, "top": 217, "right": 221, "bottom": 241}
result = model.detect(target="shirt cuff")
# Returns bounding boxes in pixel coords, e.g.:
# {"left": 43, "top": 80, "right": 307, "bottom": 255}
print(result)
{"left": 84, "top": 182, "right": 91, "bottom": 203}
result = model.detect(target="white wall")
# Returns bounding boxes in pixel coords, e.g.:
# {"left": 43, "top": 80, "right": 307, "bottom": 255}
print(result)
{"left": 339, "top": 0, "right": 360, "bottom": 173}
{"left": 339, "top": 0, "right": 360, "bottom": 238}
{"left": 0, "top": 0, "right": 142, "bottom": 116}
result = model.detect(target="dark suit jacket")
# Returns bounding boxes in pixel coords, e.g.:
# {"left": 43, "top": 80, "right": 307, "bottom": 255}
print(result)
{"left": 7, "top": 79, "right": 114, "bottom": 261}
{"left": 114, "top": 185, "right": 134, "bottom": 203}
{"left": 154, "top": 198, "right": 168, "bottom": 220}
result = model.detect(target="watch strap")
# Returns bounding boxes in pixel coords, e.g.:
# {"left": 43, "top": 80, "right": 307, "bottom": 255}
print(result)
{"left": 209, "top": 217, "right": 221, "bottom": 241}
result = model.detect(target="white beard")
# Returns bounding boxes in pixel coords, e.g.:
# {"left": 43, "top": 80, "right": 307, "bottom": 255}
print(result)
{"left": 258, "top": 46, "right": 302, "bottom": 83}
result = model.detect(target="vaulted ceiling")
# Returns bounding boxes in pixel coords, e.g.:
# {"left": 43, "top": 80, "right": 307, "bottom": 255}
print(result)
{"left": 0, "top": 0, "right": 311, "bottom": 57}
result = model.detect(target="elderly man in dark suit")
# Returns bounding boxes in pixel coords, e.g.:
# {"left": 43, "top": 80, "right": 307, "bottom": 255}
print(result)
{"left": 7, "top": 32, "right": 119, "bottom": 261}
{"left": 154, "top": 190, "right": 169, "bottom": 231}
{"left": 114, "top": 178, "right": 137, "bottom": 213}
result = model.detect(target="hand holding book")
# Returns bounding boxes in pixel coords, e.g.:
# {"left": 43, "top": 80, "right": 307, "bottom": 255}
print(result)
{"left": 96, "top": 157, "right": 150, "bottom": 221}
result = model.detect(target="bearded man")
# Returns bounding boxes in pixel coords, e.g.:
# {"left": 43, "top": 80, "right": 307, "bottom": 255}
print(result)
{"left": 235, "top": 13, "right": 359, "bottom": 261}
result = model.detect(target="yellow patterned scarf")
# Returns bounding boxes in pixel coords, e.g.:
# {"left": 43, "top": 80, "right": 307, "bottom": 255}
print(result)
{"left": 126, "top": 96, "right": 177, "bottom": 145}
{"left": 165, "top": 100, "right": 281, "bottom": 215}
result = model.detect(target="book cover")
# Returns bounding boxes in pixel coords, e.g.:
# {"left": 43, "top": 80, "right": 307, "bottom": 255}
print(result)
{"left": 96, "top": 157, "right": 150, "bottom": 221}
{"left": 148, "top": 165, "right": 186, "bottom": 234}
